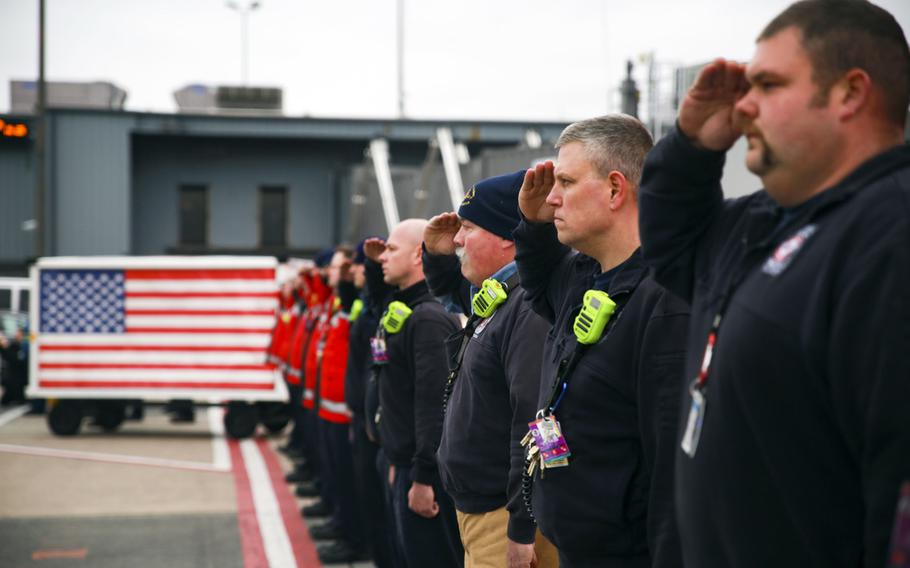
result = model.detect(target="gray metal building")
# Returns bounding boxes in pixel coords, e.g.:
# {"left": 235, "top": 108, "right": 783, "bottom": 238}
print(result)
{"left": 0, "top": 109, "right": 567, "bottom": 275}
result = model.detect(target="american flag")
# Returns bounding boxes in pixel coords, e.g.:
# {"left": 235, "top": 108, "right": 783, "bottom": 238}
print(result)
{"left": 30, "top": 257, "right": 286, "bottom": 400}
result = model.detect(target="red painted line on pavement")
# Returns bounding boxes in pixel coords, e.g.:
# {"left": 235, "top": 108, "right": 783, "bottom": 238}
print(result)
{"left": 32, "top": 548, "right": 88, "bottom": 560}
{"left": 257, "top": 437, "right": 322, "bottom": 568}
{"left": 228, "top": 439, "right": 269, "bottom": 568}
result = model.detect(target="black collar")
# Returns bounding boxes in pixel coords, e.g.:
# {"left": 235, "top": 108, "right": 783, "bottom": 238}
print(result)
{"left": 743, "top": 142, "right": 910, "bottom": 247}
{"left": 392, "top": 279, "right": 432, "bottom": 307}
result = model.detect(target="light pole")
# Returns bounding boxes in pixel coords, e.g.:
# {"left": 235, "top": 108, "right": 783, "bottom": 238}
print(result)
{"left": 226, "top": 1, "right": 260, "bottom": 85}
{"left": 35, "top": 0, "right": 46, "bottom": 257}
{"left": 396, "top": 0, "right": 405, "bottom": 117}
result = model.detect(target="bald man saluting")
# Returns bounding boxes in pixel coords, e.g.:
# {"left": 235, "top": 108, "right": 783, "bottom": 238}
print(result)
{"left": 364, "top": 219, "right": 465, "bottom": 568}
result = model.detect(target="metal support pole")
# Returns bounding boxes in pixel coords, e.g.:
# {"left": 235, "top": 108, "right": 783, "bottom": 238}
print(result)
{"left": 396, "top": 0, "right": 405, "bottom": 117}
{"left": 241, "top": 10, "right": 248, "bottom": 84}
{"left": 369, "top": 139, "right": 400, "bottom": 233}
{"left": 436, "top": 127, "right": 465, "bottom": 211}
{"left": 227, "top": 1, "right": 259, "bottom": 85}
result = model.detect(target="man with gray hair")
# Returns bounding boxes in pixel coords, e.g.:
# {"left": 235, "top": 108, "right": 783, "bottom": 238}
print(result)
{"left": 515, "top": 114, "right": 689, "bottom": 567}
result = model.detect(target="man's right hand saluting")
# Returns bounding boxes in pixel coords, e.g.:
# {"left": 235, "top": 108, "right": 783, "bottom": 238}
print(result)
{"left": 518, "top": 161, "right": 556, "bottom": 223}
{"left": 678, "top": 58, "right": 750, "bottom": 152}
{"left": 424, "top": 212, "right": 461, "bottom": 256}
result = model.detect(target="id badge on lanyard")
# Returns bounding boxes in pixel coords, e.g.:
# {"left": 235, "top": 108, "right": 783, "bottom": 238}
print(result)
{"left": 370, "top": 333, "right": 390, "bottom": 365}
{"left": 681, "top": 315, "right": 720, "bottom": 458}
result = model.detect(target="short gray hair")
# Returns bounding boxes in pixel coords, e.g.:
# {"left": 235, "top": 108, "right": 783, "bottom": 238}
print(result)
{"left": 555, "top": 114, "right": 654, "bottom": 188}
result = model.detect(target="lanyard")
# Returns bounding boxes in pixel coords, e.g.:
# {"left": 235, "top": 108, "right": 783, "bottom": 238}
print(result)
{"left": 441, "top": 272, "right": 519, "bottom": 416}
{"left": 441, "top": 314, "right": 480, "bottom": 416}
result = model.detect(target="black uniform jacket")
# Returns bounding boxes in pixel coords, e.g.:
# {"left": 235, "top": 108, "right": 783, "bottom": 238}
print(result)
{"left": 638, "top": 126, "right": 910, "bottom": 568}
{"left": 423, "top": 250, "right": 549, "bottom": 544}
{"left": 514, "top": 217, "right": 688, "bottom": 567}
{"left": 375, "top": 278, "right": 461, "bottom": 485}
{"left": 342, "top": 264, "right": 394, "bottom": 421}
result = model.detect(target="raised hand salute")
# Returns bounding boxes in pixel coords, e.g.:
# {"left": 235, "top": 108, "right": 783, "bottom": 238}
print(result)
{"left": 518, "top": 161, "right": 556, "bottom": 223}
{"left": 423, "top": 212, "right": 462, "bottom": 256}
{"left": 678, "top": 58, "right": 750, "bottom": 151}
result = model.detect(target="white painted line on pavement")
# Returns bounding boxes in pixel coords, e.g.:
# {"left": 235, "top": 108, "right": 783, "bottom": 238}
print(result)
{"left": 207, "top": 406, "right": 231, "bottom": 472}
{"left": 0, "top": 443, "right": 231, "bottom": 473}
{"left": 0, "top": 405, "right": 30, "bottom": 429}
{"left": 239, "top": 439, "right": 297, "bottom": 568}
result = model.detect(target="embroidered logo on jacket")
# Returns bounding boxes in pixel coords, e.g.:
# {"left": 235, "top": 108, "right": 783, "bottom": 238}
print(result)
{"left": 762, "top": 224, "right": 817, "bottom": 276}
{"left": 472, "top": 313, "right": 496, "bottom": 337}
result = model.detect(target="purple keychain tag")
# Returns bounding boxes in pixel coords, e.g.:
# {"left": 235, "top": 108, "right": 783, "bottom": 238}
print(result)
{"left": 529, "top": 417, "right": 571, "bottom": 465}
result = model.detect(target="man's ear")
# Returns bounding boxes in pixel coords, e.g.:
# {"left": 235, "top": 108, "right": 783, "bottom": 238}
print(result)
{"left": 607, "top": 171, "right": 629, "bottom": 211}
{"left": 834, "top": 68, "right": 871, "bottom": 121}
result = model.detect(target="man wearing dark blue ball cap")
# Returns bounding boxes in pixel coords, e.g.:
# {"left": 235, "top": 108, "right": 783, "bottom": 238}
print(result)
{"left": 423, "top": 171, "right": 558, "bottom": 568}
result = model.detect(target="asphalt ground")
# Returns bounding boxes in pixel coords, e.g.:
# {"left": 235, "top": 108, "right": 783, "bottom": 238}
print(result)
{"left": 0, "top": 403, "right": 376, "bottom": 568}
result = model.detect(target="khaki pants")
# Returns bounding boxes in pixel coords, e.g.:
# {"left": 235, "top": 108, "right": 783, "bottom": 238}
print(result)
{"left": 456, "top": 507, "right": 559, "bottom": 568}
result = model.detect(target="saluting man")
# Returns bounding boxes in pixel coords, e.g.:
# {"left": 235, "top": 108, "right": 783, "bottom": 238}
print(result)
{"left": 422, "top": 171, "right": 558, "bottom": 568}
{"left": 638, "top": 1, "right": 910, "bottom": 566}
{"left": 516, "top": 114, "right": 689, "bottom": 568}
{"left": 365, "top": 219, "right": 464, "bottom": 568}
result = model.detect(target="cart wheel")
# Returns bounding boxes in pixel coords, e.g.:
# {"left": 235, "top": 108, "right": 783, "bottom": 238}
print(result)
{"left": 258, "top": 402, "right": 291, "bottom": 434}
{"left": 224, "top": 402, "right": 258, "bottom": 439}
{"left": 94, "top": 401, "right": 127, "bottom": 432}
{"left": 48, "top": 400, "right": 84, "bottom": 436}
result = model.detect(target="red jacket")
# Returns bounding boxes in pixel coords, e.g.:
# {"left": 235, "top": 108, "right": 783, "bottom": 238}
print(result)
{"left": 303, "top": 296, "right": 352, "bottom": 423}
{"left": 287, "top": 273, "right": 332, "bottom": 388}
{"left": 268, "top": 306, "right": 299, "bottom": 370}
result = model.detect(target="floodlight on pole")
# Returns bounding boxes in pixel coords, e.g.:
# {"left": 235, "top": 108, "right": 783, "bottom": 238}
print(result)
{"left": 226, "top": 1, "right": 261, "bottom": 85}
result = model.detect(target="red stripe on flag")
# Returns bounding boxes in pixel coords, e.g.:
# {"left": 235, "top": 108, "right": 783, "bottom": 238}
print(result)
{"left": 125, "top": 292, "right": 278, "bottom": 298}
{"left": 228, "top": 439, "right": 270, "bottom": 568}
{"left": 125, "top": 310, "right": 275, "bottom": 316}
{"left": 40, "top": 345, "right": 267, "bottom": 352}
{"left": 126, "top": 269, "right": 275, "bottom": 280}
{"left": 38, "top": 380, "right": 274, "bottom": 390}
{"left": 125, "top": 328, "right": 272, "bottom": 334}
{"left": 39, "top": 363, "right": 273, "bottom": 371}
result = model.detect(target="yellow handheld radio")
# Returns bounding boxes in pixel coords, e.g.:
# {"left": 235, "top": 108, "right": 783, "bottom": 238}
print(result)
{"left": 381, "top": 301, "right": 413, "bottom": 334}
{"left": 472, "top": 279, "right": 508, "bottom": 318}
{"left": 573, "top": 290, "right": 617, "bottom": 345}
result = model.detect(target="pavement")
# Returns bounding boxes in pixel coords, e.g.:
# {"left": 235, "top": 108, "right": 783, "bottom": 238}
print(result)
{"left": 0, "top": 403, "right": 376, "bottom": 568}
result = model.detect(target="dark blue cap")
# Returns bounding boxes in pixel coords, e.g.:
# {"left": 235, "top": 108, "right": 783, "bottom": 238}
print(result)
{"left": 457, "top": 170, "right": 525, "bottom": 241}
{"left": 314, "top": 248, "right": 335, "bottom": 268}
{"left": 353, "top": 237, "right": 379, "bottom": 264}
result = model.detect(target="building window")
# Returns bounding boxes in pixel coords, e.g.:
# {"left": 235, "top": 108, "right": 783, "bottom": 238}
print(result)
{"left": 259, "top": 186, "right": 287, "bottom": 248}
{"left": 178, "top": 184, "right": 208, "bottom": 246}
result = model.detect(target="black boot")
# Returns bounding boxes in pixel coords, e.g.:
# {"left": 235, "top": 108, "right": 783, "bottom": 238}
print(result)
{"left": 301, "top": 500, "right": 332, "bottom": 518}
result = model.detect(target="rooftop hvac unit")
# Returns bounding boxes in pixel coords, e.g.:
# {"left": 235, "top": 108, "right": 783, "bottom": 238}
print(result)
{"left": 216, "top": 86, "right": 281, "bottom": 111}
{"left": 173, "top": 84, "right": 283, "bottom": 115}
{"left": 10, "top": 80, "right": 127, "bottom": 113}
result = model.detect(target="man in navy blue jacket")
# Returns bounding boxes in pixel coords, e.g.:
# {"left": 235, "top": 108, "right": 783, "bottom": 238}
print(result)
{"left": 422, "top": 171, "right": 558, "bottom": 568}
{"left": 638, "top": 2, "right": 910, "bottom": 567}
{"left": 516, "top": 114, "right": 689, "bottom": 568}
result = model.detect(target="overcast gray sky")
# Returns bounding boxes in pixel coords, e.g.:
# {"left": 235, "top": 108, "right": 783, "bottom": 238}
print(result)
{"left": 2, "top": 0, "right": 909, "bottom": 122}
